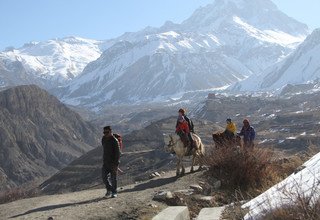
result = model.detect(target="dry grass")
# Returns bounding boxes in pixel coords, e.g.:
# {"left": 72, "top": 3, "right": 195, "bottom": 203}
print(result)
{"left": 204, "top": 146, "right": 278, "bottom": 193}
{"left": 260, "top": 184, "right": 320, "bottom": 220}
{"left": 0, "top": 185, "right": 40, "bottom": 204}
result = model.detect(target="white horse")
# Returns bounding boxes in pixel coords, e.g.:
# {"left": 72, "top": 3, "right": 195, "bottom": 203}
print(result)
{"left": 164, "top": 133, "right": 205, "bottom": 176}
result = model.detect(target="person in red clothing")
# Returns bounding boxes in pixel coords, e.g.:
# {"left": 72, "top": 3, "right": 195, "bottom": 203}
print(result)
{"left": 176, "top": 115, "right": 190, "bottom": 134}
{"left": 176, "top": 115, "right": 192, "bottom": 153}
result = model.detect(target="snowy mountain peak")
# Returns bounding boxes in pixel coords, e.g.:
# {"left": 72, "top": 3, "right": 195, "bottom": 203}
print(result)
{"left": 182, "top": 0, "right": 308, "bottom": 37}
{"left": 57, "top": 0, "right": 310, "bottom": 107}
{"left": 0, "top": 37, "right": 106, "bottom": 87}
{"left": 233, "top": 28, "right": 320, "bottom": 92}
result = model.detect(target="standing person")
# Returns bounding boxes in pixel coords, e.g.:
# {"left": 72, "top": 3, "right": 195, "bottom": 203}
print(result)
{"left": 238, "top": 119, "right": 255, "bottom": 148}
{"left": 224, "top": 118, "right": 237, "bottom": 140}
{"left": 101, "top": 126, "right": 120, "bottom": 198}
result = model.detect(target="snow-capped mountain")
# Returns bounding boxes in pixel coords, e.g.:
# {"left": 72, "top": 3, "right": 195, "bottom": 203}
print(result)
{"left": 232, "top": 28, "right": 320, "bottom": 92}
{"left": 59, "top": 0, "right": 308, "bottom": 107}
{"left": 0, "top": 37, "right": 106, "bottom": 88}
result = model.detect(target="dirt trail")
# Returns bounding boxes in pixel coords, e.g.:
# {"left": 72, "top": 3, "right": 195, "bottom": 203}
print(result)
{"left": 0, "top": 168, "right": 204, "bottom": 220}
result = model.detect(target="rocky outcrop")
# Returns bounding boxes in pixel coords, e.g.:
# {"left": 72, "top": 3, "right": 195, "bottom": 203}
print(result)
{"left": 0, "top": 85, "right": 99, "bottom": 190}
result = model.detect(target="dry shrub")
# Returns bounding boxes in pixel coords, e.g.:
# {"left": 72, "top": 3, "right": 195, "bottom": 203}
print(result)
{"left": 205, "top": 146, "right": 277, "bottom": 192}
{"left": 0, "top": 185, "right": 39, "bottom": 204}
{"left": 261, "top": 191, "right": 320, "bottom": 220}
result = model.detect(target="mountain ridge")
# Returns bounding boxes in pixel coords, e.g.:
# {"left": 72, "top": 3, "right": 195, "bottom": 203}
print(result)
{"left": 0, "top": 85, "right": 99, "bottom": 190}
{"left": 58, "top": 0, "right": 308, "bottom": 107}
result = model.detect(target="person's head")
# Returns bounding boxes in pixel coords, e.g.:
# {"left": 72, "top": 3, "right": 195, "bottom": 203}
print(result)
{"left": 226, "top": 118, "right": 232, "bottom": 124}
{"left": 178, "top": 108, "right": 185, "bottom": 116}
{"left": 243, "top": 119, "right": 250, "bottom": 127}
{"left": 178, "top": 115, "right": 185, "bottom": 123}
{"left": 103, "top": 126, "right": 112, "bottom": 136}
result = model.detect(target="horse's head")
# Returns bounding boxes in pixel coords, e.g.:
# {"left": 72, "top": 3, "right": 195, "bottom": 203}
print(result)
{"left": 164, "top": 134, "right": 176, "bottom": 154}
{"left": 212, "top": 132, "right": 222, "bottom": 142}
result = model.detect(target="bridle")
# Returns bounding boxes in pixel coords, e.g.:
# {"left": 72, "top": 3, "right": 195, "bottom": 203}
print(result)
{"left": 166, "top": 135, "right": 177, "bottom": 153}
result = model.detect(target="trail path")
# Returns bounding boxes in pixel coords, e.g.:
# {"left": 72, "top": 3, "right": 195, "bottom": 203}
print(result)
{"left": 0, "top": 168, "right": 203, "bottom": 220}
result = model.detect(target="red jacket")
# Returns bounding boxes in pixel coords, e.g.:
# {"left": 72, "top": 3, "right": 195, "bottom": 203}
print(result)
{"left": 176, "top": 121, "right": 190, "bottom": 133}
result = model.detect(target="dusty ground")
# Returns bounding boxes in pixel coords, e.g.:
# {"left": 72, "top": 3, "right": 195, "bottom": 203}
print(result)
{"left": 0, "top": 168, "right": 205, "bottom": 220}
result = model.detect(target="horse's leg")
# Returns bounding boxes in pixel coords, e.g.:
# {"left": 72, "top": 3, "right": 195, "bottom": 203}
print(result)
{"left": 181, "top": 157, "right": 185, "bottom": 176}
{"left": 197, "top": 154, "right": 203, "bottom": 171}
{"left": 190, "top": 154, "right": 195, "bottom": 173}
{"left": 176, "top": 157, "right": 181, "bottom": 176}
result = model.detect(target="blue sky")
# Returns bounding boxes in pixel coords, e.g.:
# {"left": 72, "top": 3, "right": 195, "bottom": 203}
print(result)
{"left": 0, "top": 0, "right": 319, "bottom": 51}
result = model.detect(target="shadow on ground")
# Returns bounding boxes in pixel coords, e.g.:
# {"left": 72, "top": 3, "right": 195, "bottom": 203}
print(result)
{"left": 10, "top": 197, "right": 108, "bottom": 218}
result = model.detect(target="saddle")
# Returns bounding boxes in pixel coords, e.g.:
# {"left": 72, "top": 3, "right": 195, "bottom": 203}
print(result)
{"left": 183, "top": 138, "right": 195, "bottom": 156}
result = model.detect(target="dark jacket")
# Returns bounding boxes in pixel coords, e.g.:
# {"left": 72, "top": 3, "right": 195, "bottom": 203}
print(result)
{"left": 102, "top": 135, "right": 120, "bottom": 167}
{"left": 238, "top": 126, "right": 255, "bottom": 142}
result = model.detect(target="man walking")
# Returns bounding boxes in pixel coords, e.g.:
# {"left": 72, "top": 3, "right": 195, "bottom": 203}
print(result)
{"left": 102, "top": 126, "right": 120, "bottom": 198}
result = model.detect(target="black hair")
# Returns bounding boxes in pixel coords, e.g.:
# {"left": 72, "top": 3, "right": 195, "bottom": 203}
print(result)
{"left": 103, "top": 126, "right": 112, "bottom": 131}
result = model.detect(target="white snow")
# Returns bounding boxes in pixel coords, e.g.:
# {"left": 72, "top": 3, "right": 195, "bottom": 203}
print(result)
{"left": 242, "top": 152, "right": 320, "bottom": 219}
{"left": 233, "top": 16, "right": 304, "bottom": 46}
{"left": 235, "top": 29, "right": 320, "bottom": 92}
{"left": 0, "top": 36, "right": 104, "bottom": 83}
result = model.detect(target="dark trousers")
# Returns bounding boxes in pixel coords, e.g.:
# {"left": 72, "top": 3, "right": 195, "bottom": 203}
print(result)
{"left": 102, "top": 165, "right": 117, "bottom": 193}
{"left": 224, "top": 130, "right": 235, "bottom": 140}
{"left": 244, "top": 140, "right": 254, "bottom": 148}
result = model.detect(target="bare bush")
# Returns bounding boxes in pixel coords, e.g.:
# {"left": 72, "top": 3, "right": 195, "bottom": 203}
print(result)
{"left": 259, "top": 181, "right": 320, "bottom": 220}
{"left": 204, "top": 146, "right": 278, "bottom": 192}
{"left": 0, "top": 185, "right": 40, "bottom": 204}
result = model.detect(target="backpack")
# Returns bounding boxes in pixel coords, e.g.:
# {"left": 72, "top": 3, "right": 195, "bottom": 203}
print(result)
{"left": 113, "top": 133, "right": 123, "bottom": 151}
{"left": 184, "top": 115, "right": 194, "bottom": 133}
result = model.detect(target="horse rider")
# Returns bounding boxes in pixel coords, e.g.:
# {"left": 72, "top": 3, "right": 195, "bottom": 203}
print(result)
{"left": 177, "top": 108, "right": 194, "bottom": 133}
{"left": 224, "top": 118, "right": 237, "bottom": 140}
{"left": 176, "top": 115, "right": 193, "bottom": 154}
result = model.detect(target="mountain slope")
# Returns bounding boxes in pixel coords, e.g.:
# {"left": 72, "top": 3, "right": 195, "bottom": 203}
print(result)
{"left": 232, "top": 28, "right": 320, "bottom": 92}
{"left": 0, "top": 85, "right": 99, "bottom": 190}
{"left": 58, "top": 0, "right": 308, "bottom": 107}
{"left": 0, "top": 37, "right": 106, "bottom": 89}
{"left": 38, "top": 117, "right": 218, "bottom": 194}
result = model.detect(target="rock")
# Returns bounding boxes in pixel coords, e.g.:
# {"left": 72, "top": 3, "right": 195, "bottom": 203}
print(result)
{"left": 148, "top": 203, "right": 158, "bottom": 208}
{"left": 199, "top": 196, "right": 214, "bottom": 202}
{"left": 197, "top": 207, "right": 225, "bottom": 220}
{"left": 149, "top": 172, "right": 161, "bottom": 179}
{"left": 174, "top": 189, "right": 194, "bottom": 196}
{"left": 189, "top": 184, "right": 203, "bottom": 193}
{"left": 153, "top": 191, "right": 173, "bottom": 201}
{"left": 213, "top": 180, "right": 222, "bottom": 190}
{"left": 152, "top": 206, "right": 190, "bottom": 220}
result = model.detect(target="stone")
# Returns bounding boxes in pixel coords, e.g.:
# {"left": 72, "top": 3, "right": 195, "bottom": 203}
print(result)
{"left": 197, "top": 207, "right": 225, "bottom": 220}
{"left": 153, "top": 206, "right": 190, "bottom": 220}
{"left": 189, "top": 184, "right": 203, "bottom": 193}
{"left": 148, "top": 203, "right": 158, "bottom": 208}
{"left": 174, "top": 189, "right": 194, "bottom": 196}
{"left": 213, "top": 180, "right": 221, "bottom": 190}
{"left": 149, "top": 172, "right": 161, "bottom": 179}
{"left": 199, "top": 196, "right": 214, "bottom": 202}
{"left": 153, "top": 191, "right": 174, "bottom": 201}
